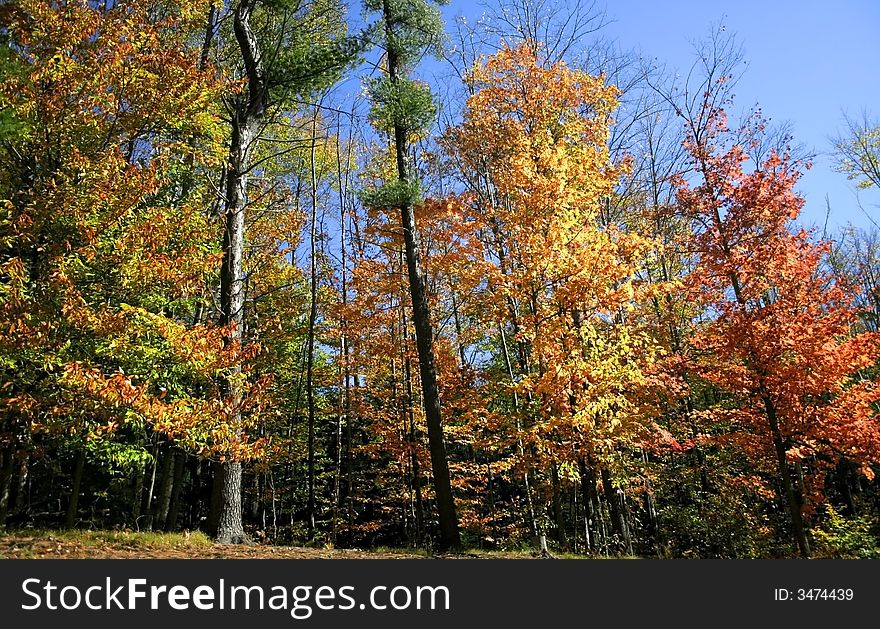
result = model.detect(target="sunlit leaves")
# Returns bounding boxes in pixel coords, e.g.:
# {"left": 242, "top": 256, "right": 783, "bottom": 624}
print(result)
{"left": 679, "top": 109, "right": 880, "bottom": 510}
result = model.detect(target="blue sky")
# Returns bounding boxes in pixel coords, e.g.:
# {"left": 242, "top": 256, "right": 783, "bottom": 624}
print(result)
{"left": 434, "top": 0, "right": 880, "bottom": 233}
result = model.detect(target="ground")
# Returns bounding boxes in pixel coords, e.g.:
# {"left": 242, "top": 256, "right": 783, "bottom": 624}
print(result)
{"left": 0, "top": 530, "right": 552, "bottom": 559}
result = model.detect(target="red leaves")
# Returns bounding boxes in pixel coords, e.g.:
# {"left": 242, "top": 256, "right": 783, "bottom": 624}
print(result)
{"left": 681, "top": 109, "right": 880, "bottom": 498}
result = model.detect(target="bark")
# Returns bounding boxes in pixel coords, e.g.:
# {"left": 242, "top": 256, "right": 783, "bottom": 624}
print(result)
{"left": 551, "top": 464, "right": 568, "bottom": 548}
{"left": 10, "top": 454, "right": 29, "bottom": 518}
{"left": 486, "top": 462, "right": 496, "bottom": 535}
{"left": 764, "top": 395, "right": 811, "bottom": 557}
{"left": 305, "top": 110, "right": 320, "bottom": 540}
{"left": 188, "top": 457, "right": 207, "bottom": 530}
{"left": 164, "top": 451, "right": 187, "bottom": 531}
{"left": 0, "top": 445, "right": 14, "bottom": 532}
{"left": 131, "top": 462, "right": 144, "bottom": 526}
{"left": 214, "top": 0, "right": 266, "bottom": 545}
{"left": 451, "top": 291, "right": 467, "bottom": 368}
{"left": 381, "top": 0, "right": 460, "bottom": 551}
{"left": 249, "top": 473, "right": 261, "bottom": 521}
{"left": 601, "top": 466, "right": 633, "bottom": 556}
{"left": 215, "top": 462, "right": 247, "bottom": 544}
{"left": 199, "top": 3, "right": 217, "bottom": 71}
{"left": 155, "top": 446, "right": 175, "bottom": 529}
{"left": 141, "top": 445, "right": 159, "bottom": 532}
{"left": 64, "top": 448, "right": 86, "bottom": 529}
{"left": 404, "top": 355, "right": 425, "bottom": 545}
{"left": 578, "top": 460, "right": 595, "bottom": 553}
{"left": 207, "top": 460, "right": 224, "bottom": 536}
{"left": 333, "top": 112, "right": 354, "bottom": 543}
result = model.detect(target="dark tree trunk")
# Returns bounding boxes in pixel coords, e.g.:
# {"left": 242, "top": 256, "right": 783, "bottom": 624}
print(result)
{"left": 207, "top": 460, "right": 224, "bottom": 536}
{"left": 188, "top": 457, "right": 207, "bottom": 530}
{"left": 0, "top": 445, "right": 14, "bottom": 532}
{"left": 64, "top": 448, "right": 86, "bottom": 529}
{"left": 551, "top": 464, "right": 568, "bottom": 548}
{"left": 333, "top": 113, "right": 353, "bottom": 544}
{"left": 578, "top": 460, "right": 595, "bottom": 553}
{"left": 131, "top": 462, "right": 144, "bottom": 527}
{"left": 763, "top": 395, "right": 811, "bottom": 557}
{"left": 165, "top": 451, "right": 187, "bottom": 531}
{"left": 305, "top": 110, "right": 320, "bottom": 540}
{"left": 381, "top": 0, "right": 460, "bottom": 551}
{"left": 399, "top": 194, "right": 459, "bottom": 550}
{"left": 601, "top": 466, "right": 633, "bottom": 555}
{"left": 155, "top": 446, "right": 175, "bottom": 529}
{"left": 249, "top": 473, "right": 260, "bottom": 522}
{"left": 141, "top": 443, "right": 160, "bottom": 531}
{"left": 405, "top": 356, "right": 424, "bottom": 545}
{"left": 643, "top": 478, "right": 659, "bottom": 554}
{"left": 10, "top": 453, "right": 29, "bottom": 518}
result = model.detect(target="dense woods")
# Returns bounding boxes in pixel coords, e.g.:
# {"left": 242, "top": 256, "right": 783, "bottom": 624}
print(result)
{"left": 2, "top": 0, "right": 880, "bottom": 558}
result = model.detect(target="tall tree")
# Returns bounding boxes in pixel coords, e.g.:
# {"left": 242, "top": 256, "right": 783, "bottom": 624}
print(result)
{"left": 362, "top": 0, "right": 461, "bottom": 550}
{"left": 679, "top": 109, "right": 880, "bottom": 557}
{"left": 211, "top": 0, "right": 361, "bottom": 543}
{"left": 443, "top": 41, "right": 657, "bottom": 552}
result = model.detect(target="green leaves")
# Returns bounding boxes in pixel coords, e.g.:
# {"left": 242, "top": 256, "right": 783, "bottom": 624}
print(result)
{"left": 364, "top": 0, "right": 446, "bottom": 66}
{"left": 360, "top": 177, "right": 423, "bottom": 209}
{"left": 367, "top": 76, "right": 436, "bottom": 136}
{"left": 251, "top": 0, "right": 366, "bottom": 105}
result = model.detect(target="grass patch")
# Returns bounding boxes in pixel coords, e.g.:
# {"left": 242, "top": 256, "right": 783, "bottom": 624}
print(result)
{"left": 6, "top": 529, "right": 213, "bottom": 550}
{"left": 369, "top": 545, "right": 431, "bottom": 557}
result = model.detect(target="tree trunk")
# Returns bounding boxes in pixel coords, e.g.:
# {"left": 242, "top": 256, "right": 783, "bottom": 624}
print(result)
{"left": 763, "top": 395, "right": 810, "bottom": 557}
{"left": 141, "top": 442, "right": 161, "bottom": 531}
{"left": 333, "top": 111, "right": 354, "bottom": 544}
{"left": 551, "top": 463, "right": 568, "bottom": 548}
{"left": 164, "top": 451, "right": 187, "bottom": 531}
{"left": 216, "top": 462, "right": 246, "bottom": 544}
{"left": 131, "top": 462, "right": 144, "bottom": 527}
{"left": 382, "top": 0, "right": 460, "bottom": 551}
{"left": 578, "top": 460, "right": 594, "bottom": 553}
{"left": 214, "top": 0, "right": 265, "bottom": 545}
{"left": 601, "top": 466, "right": 633, "bottom": 556}
{"left": 207, "top": 460, "right": 224, "bottom": 536}
{"left": 64, "top": 447, "right": 85, "bottom": 529}
{"left": 305, "top": 110, "right": 320, "bottom": 540}
{"left": 155, "top": 446, "right": 175, "bottom": 529}
{"left": 0, "top": 445, "right": 14, "bottom": 532}
{"left": 10, "top": 453, "right": 29, "bottom": 518}
{"left": 404, "top": 355, "right": 425, "bottom": 545}
{"left": 188, "top": 457, "right": 207, "bottom": 530}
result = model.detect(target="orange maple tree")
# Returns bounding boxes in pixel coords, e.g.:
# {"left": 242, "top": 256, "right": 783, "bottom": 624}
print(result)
{"left": 435, "top": 42, "right": 666, "bottom": 548}
{"left": 678, "top": 110, "right": 880, "bottom": 557}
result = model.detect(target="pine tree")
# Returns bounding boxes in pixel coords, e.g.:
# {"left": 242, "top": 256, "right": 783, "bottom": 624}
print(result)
{"left": 362, "top": 0, "right": 461, "bottom": 550}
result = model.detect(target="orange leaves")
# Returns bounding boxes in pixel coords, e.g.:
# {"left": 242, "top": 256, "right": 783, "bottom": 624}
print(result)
{"left": 419, "top": 42, "right": 667, "bottom": 496}
{"left": 680, "top": 109, "right": 880, "bottom": 495}
{"left": 0, "top": 0, "right": 242, "bottom": 468}
{"left": 449, "top": 41, "right": 621, "bottom": 220}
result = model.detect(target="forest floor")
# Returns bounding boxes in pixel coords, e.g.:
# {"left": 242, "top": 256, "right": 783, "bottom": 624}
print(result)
{"left": 0, "top": 530, "right": 551, "bottom": 559}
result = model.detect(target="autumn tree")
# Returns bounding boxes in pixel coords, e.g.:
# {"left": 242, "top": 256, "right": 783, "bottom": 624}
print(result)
{"left": 678, "top": 109, "right": 880, "bottom": 557}
{"left": 362, "top": 0, "right": 461, "bottom": 550}
{"left": 0, "top": 0, "right": 228, "bottom": 530}
{"left": 209, "top": 0, "right": 361, "bottom": 543}
{"left": 440, "top": 42, "right": 664, "bottom": 552}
